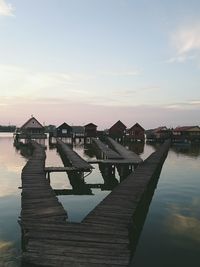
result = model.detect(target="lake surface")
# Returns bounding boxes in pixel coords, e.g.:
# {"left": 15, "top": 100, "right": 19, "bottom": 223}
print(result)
{"left": 0, "top": 133, "right": 199, "bottom": 267}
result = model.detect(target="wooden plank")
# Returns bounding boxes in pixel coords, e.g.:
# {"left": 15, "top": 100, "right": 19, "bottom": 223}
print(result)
{"left": 107, "top": 137, "right": 143, "bottom": 164}
{"left": 91, "top": 138, "right": 123, "bottom": 159}
{"left": 20, "top": 139, "right": 170, "bottom": 267}
{"left": 57, "top": 139, "right": 93, "bottom": 171}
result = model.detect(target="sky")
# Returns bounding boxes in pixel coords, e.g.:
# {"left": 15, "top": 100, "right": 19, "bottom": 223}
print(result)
{"left": 0, "top": 0, "right": 200, "bottom": 129}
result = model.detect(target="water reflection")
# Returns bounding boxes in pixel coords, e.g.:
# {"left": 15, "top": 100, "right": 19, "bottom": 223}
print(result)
{"left": 13, "top": 142, "right": 33, "bottom": 160}
{"left": 171, "top": 144, "right": 200, "bottom": 158}
{"left": 1, "top": 134, "right": 200, "bottom": 267}
{"left": 167, "top": 213, "right": 200, "bottom": 243}
{"left": 83, "top": 144, "right": 96, "bottom": 158}
{"left": 131, "top": 144, "right": 200, "bottom": 267}
{"left": 129, "top": 159, "right": 166, "bottom": 258}
{"left": 165, "top": 195, "right": 200, "bottom": 244}
{"left": 0, "top": 240, "right": 20, "bottom": 267}
{"left": 0, "top": 137, "right": 26, "bottom": 198}
{"left": 126, "top": 142, "right": 144, "bottom": 155}
{"left": 98, "top": 163, "right": 119, "bottom": 190}
{"left": 56, "top": 145, "right": 92, "bottom": 195}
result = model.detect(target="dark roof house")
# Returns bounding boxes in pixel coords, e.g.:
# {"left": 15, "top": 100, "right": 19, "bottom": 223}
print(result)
{"left": 84, "top": 123, "right": 97, "bottom": 137}
{"left": 109, "top": 120, "right": 127, "bottom": 139}
{"left": 72, "top": 126, "right": 85, "bottom": 137}
{"left": 56, "top": 123, "right": 72, "bottom": 137}
{"left": 145, "top": 126, "right": 170, "bottom": 141}
{"left": 173, "top": 126, "right": 200, "bottom": 142}
{"left": 127, "top": 123, "right": 145, "bottom": 141}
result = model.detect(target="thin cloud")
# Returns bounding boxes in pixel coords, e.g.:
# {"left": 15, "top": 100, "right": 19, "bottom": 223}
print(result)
{"left": 189, "top": 100, "right": 200, "bottom": 105}
{"left": 114, "top": 86, "right": 160, "bottom": 98}
{"left": 102, "top": 70, "right": 141, "bottom": 77}
{"left": 166, "top": 55, "right": 195, "bottom": 63}
{"left": 167, "top": 23, "right": 200, "bottom": 63}
{"left": 165, "top": 99, "right": 200, "bottom": 110}
{"left": 0, "top": 64, "right": 94, "bottom": 98}
{"left": 173, "top": 25, "right": 200, "bottom": 55}
{"left": 0, "top": 0, "right": 14, "bottom": 16}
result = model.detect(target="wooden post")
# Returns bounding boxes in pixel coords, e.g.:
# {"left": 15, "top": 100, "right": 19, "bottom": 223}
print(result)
{"left": 47, "top": 172, "right": 50, "bottom": 183}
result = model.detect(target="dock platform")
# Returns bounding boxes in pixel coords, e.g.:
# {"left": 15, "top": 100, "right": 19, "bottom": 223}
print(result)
{"left": 91, "top": 138, "right": 123, "bottom": 160}
{"left": 21, "top": 140, "right": 170, "bottom": 267}
{"left": 57, "top": 139, "right": 93, "bottom": 171}
{"left": 107, "top": 137, "right": 143, "bottom": 164}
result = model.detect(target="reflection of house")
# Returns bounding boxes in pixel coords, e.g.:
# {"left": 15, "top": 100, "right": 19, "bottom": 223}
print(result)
{"left": 127, "top": 123, "right": 145, "bottom": 142}
{"left": 173, "top": 126, "right": 200, "bottom": 143}
{"left": 84, "top": 123, "right": 97, "bottom": 137}
{"left": 17, "top": 116, "right": 46, "bottom": 140}
{"left": 146, "top": 126, "right": 171, "bottom": 142}
{"left": 126, "top": 142, "right": 144, "bottom": 155}
{"left": 56, "top": 123, "right": 72, "bottom": 137}
{"left": 109, "top": 120, "right": 127, "bottom": 141}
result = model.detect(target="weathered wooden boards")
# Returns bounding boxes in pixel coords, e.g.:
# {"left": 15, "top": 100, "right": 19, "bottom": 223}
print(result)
{"left": 20, "top": 141, "right": 68, "bottom": 227}
{"left": 92, "top": 138, "right": 123, "bottom": 159}
{"left": 57, "top": 139, "right": 93, "bottom": 171}
{"left": 21, "top": 140, "right": 170, "bottom": 267}
{"left": 107, "top": 137, "right": 143, "bottom": 164}
{"left": 91, "top": 137, "right": 142, "bottom": 165}
{"left": 83, "top": 140, "right": 170, "bottom": 226}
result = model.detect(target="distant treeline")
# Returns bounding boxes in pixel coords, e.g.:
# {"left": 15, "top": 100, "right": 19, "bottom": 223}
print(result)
{"left": 0, "top": 125, "right": 16, "bottom": 132}
{"left": 0, "top": 125, "right": 56, "bottom": 133}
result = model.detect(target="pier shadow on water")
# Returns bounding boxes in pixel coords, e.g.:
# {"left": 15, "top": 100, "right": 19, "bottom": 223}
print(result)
{"left": 129, "top": 160, "right": 168, "bottom": 262}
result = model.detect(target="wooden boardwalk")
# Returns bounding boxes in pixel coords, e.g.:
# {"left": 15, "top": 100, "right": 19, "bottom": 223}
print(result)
{"left": 21, "top": 140, "right": 170, "bottom": 267}
{"left": 20, "top": 141, "right": 67, "bottom": 228}
{"left": 107, "top": 137, "right": 143, "bottom": 164}
{"left": 57, "top": 139, "right": 93, "bottom": 171}
{"left": 91, "top": 138, "right": 123, "bottom": 160}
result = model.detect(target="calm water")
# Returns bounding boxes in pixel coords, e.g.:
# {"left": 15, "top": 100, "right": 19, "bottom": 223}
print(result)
{"left": 0, "top": 133, "right": 199, "bottom": 267}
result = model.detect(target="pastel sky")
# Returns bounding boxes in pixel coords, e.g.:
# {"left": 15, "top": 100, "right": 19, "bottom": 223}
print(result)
{"left": 0, "top": 0, "right": 200, "bottom": 129}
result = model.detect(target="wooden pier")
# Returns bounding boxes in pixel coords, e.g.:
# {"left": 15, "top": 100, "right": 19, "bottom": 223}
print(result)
{"left": 107, "top": 137, "right": 143, "bottom": 164}
{"left": 91, "top": 137, "right": 143, "bottom": 181}
{"left": 20, "top": 141, "right": 67, "bottom": 228}
{"left": 57, "top": 139, "right": 93, "bottom": 172}
{"left": 21, "top": 140, "right": 170, "bottom": 267}
{"left": 91, "top": 138, "right": 123, "bottom": 160}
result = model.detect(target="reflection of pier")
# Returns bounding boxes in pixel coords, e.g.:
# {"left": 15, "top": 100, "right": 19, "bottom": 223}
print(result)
{"left": 21, "top": 140, "right": 170, "bottom": 266}
{"left": 96, "top": 162, "right": 119, "bottom": 190}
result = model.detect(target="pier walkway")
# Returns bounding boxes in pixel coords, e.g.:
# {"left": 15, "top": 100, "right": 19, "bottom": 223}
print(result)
{"left": 20, "top": 142, "right": 67, "bottom": 228}
{"left": 91, "top": 138, "right": 123, "bottom": 160}
{"left": 57, "top": 139, "right": 93, "bottom": 172}
{"left": 107, "top": 137, "right": 143, "bottom": 164}
{"left": 21, "top": 140, "right": 170, "bottom": 267}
